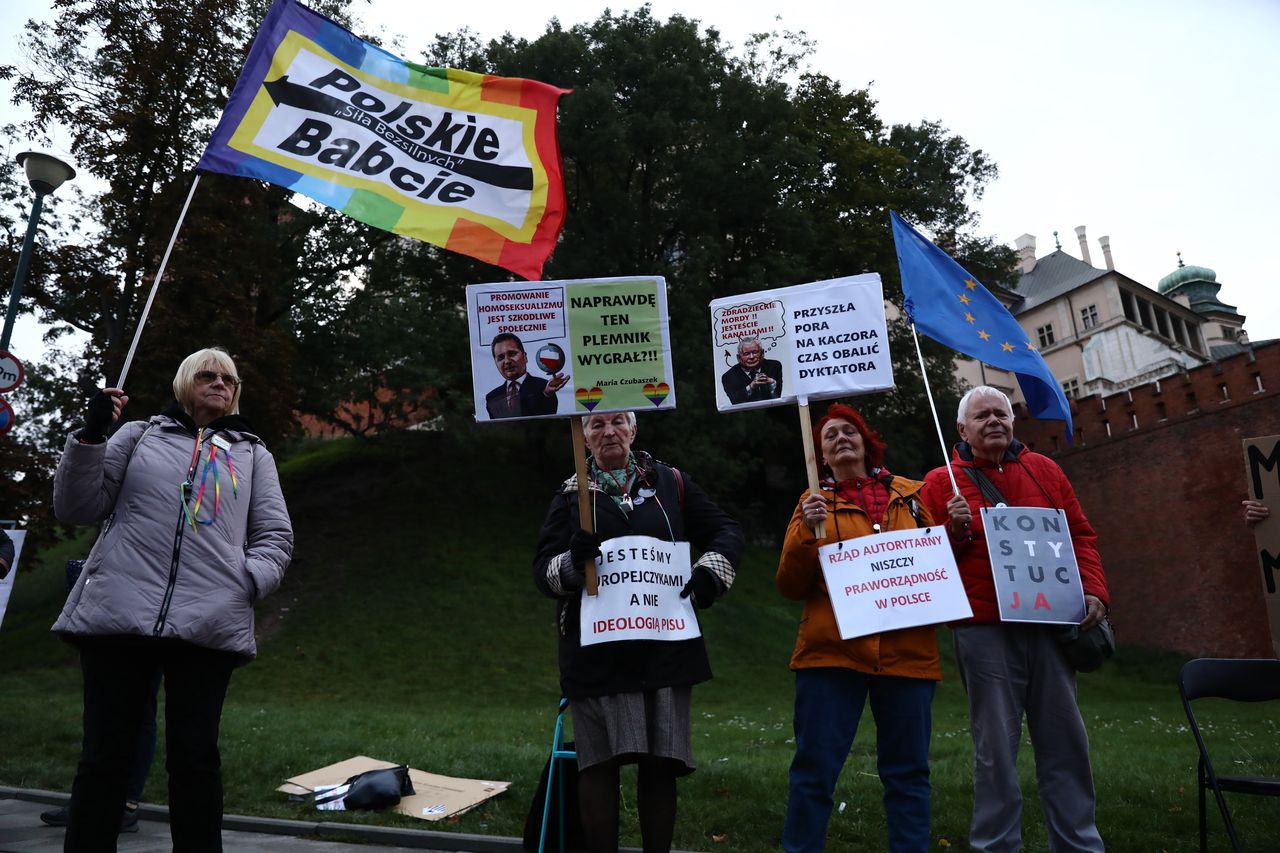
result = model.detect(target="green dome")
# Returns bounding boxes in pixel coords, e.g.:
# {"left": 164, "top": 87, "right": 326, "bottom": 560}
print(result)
{"left": 1158, "top": 255, "right": 1217, "bottom": 295}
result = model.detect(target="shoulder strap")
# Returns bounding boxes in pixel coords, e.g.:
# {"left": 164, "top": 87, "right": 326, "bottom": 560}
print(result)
{"left": 672, "top": 467, "right": 685, "bottom": 510}
{"left": 963, "top": 466, "right": 1007, "bottom": 506}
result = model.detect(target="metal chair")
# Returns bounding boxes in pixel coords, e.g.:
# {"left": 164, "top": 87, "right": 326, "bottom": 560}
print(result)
{"left": 1177, "top": 657, "right": 1280, "bottom": 852}
{"left": 537, "top": 697, "right": 578, "bottom": 853}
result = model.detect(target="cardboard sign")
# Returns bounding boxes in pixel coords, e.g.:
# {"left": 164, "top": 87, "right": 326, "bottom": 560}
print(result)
{"left": 278, "top": 755, "right": 510, "bottom": 821}
{"left": 579, "top": 535, "right": 700, "bottom": 646}
{"left": 982, "top": 506, "right": 1086, "bottom": 624}
{"left": 0, "top": 529, "right": 25, "bottom": 630}
{"left": 1243, "top": 434, "right": 1280, "bottom": 657}
{"left": 818, "top": 527, "right": 970, "bottom": 639}
{"left": 466, "top": 277, "right": 675, "bottom": 421}
{"left": 708, "top": 274, "right": 893, "bottom": 411}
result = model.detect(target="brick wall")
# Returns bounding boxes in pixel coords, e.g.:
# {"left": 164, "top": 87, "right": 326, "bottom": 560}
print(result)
{"left": 1012, "top": 341, "right": 1280, "bottom": 656}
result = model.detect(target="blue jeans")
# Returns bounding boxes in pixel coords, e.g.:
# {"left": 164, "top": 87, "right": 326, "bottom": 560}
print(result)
{"left": 782, "top": 668, "right": 935, "bottom": 853}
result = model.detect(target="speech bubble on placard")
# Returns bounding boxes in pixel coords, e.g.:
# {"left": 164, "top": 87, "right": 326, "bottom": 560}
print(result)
{"left": 711, "top": 300, "right": 787, "bottom": 350}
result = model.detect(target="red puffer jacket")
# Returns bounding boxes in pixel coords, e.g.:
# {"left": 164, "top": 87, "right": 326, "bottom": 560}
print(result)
{"left": 920, "top": 440, "right": 1109, "bottom": 624}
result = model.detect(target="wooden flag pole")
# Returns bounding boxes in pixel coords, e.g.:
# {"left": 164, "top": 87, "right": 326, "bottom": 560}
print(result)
{"left": 570, "top": 417, "right": 598, "bottom": 595}
{"left": 797, "top": 397, "right": 826, "bottom": 540}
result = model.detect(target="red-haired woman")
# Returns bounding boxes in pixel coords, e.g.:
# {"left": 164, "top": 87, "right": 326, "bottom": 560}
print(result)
{"left": 776, "top": 402, "right": 939, "bottom": 853}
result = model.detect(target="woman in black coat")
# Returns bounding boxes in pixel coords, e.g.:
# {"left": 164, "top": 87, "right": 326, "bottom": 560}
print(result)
{"left": 534, "top": 411, "right": 744, "bottom": 853}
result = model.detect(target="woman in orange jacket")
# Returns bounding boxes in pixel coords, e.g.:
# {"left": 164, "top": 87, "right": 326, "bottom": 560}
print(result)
{"left": 776, "top": 402, "right": 938, "bottom": 853}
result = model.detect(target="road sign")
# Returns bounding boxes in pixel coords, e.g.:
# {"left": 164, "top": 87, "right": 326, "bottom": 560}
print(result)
{"left": 0, "top": 351, "right": 23, "bottom": 393}
{"left": 0, "top": 396, "right": 13, "bottom": 435}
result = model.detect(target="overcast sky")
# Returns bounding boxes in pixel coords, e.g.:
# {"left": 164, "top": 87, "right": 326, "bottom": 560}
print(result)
{"left": 3, "top": 0, "right": 1278, "bottom": 363}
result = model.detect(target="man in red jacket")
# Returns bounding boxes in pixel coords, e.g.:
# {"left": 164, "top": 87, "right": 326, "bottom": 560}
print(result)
{"left": 921, "top": 386, "right": 1108, "bottom": 853}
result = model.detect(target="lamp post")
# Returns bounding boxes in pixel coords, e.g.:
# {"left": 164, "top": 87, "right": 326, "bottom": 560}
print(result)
{"left": 1, "top": 151, "right": 76, "bottom": 352}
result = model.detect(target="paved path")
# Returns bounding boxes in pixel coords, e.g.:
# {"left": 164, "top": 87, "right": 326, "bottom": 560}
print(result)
{"left": 0, "top": 789, "right": 523, "bottom": 852}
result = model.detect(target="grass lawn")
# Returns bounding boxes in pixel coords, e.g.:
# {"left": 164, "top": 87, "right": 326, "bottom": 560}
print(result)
{"left": 2, "top": 431, "right": 1277, "bottom": 851}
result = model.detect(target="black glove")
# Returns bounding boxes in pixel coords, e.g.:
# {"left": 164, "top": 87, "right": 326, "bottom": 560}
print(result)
{"left": 82, "top": 390, "right": 116, "bottom": 442}
{"left": 569, "top": 529, "right": 604, "bottom": 565}
{"left": 680, "top": 567, "right": 720, "bottom": 610}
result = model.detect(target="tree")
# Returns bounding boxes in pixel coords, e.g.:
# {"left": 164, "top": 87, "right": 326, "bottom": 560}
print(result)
{"left": 1, "top": 0, "right": 383, "bottom": 447}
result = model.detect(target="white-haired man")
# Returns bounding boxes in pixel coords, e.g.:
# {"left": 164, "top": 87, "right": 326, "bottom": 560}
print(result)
{"left": 721, "top": 337, "right": 783, "bottom": 405}
{"left": 920, "top": 385, "right": 1109, "bottom": 853}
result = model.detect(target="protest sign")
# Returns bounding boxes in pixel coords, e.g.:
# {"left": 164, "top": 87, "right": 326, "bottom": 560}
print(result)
{"left": 1243, "top": 434, "right": 1280, "bottom": 656}
{"left": 466, "top": 277, "right": 675, "bottom": 422}
{"left": 982, "top": 506, "right": 1085, "bottom": 624}
{"left": 818, "top": 527, "right": 970, "bottom": 639}
{"left": 578, "top": 535, "right": 700, "bottom": 646}
{"left": 0, "top": 529, "right": 27, "bottom": 630}
{"left": 708, "top": 274, "right": 893, "bottom": 411}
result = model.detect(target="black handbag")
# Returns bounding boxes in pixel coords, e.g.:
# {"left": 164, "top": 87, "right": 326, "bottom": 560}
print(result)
{"left": 314, "top": 765, "right": 414, "bottom": 811}
{"left": 1056, "top": 616, "right": 1117, "bottom": 673}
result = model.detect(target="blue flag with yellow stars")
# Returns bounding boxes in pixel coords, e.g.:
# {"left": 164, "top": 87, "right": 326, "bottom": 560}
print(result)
{"left": 891, "top": 210, "right": 1073, "bottom": 441}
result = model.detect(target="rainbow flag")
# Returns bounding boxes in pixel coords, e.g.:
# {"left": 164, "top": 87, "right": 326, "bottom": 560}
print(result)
{"left": 197, "top": 0, "right": 569, "bottom": 279}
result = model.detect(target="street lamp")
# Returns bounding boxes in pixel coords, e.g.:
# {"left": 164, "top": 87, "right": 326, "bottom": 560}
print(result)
{"left": 1, "top": 151, "right": 76, "bottom": 352}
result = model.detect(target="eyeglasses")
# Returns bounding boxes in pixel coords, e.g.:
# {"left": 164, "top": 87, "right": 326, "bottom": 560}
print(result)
{"left": 194, "top": 370, "right": 241, "bottom": 387}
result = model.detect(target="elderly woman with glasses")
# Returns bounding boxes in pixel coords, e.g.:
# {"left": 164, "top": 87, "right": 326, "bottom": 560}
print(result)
{"left": 534, "top": 410, "right": 744, "bottom": 853}
{"left": 52, "top": 347, "right": 293, "bottom": 852}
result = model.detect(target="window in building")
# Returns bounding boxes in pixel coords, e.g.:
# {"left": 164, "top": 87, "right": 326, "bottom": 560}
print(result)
{"left": 1121, "top": 291, "right": 1136, "bottom": 322}
{"left": 1188, "top": 328, "right": 1204, "bottom": 354}
{"left": 1130, "top": 413, "right": 1139, "bottom": 430}
{"left": 1103, "top": 420, "right": 1112, "bottom": 437}
{"left": 1255, "top": 373, "right": 1266, "bottom": 394}
{"left": 1075, "top": 427, "right": 1085, "bottom": 446}
{"left": 1220, "top": 325, "right": 1237, "bottom": 341}
{"left": 1154, "top": 379, "right": 1162, "bottom": 394}
{"left": 1080, "top": 304, "right": 1099, "bottom": 330}
{"left": 1036, "top": 324, "right": 1055, "bottom": 348}
{"left": 1062, "top": 378, "right": 1080, "bottom": 399}
{"left": 1172, "top": 316, "right": 1187, "bottom": 345}
{"left": 1186, "top": 391, "right": 1198, "bottom": 414}
{"left": 1219, "top": 383, "right": 1230, "bottom": 401}
{"left": 1155, "top": 307, "right": 1170, "bottom": 338}
{"left": 1156, "top": 401, "right": 1167, "bottom": 421}
{"left": 1050, "top": 434, "right": 1060, "bottom": 452}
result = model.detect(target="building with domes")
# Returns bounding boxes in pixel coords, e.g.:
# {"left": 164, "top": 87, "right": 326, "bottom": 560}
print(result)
{"left": 1157, "top": 254, "right": 1247, "bottom": 353}
{"left": 954, "top": 225, "right": 1252, "bottom": 405}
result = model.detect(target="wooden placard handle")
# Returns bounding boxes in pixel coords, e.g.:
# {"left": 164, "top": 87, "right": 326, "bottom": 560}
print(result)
{"left": 570, "top": 418, "right": 598, "bottom": 595}
{"left": 797, "top": 399, "right": 826, "bottom": 540}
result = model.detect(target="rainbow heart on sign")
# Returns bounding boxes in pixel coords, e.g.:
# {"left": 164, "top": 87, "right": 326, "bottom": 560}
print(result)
{"left": 642, "top": 382, "right": 670, "bottom": 407}
{"left": 576, "top": 387, "right": 604, "bottom": 411}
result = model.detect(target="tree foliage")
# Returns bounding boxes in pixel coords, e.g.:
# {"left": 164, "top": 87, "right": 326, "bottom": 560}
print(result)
{"left": 2, "top": 2, "right": 1014, "bottom": 545}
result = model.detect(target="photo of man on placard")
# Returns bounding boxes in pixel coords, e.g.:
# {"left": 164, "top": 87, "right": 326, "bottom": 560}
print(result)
{"left": 721, "top": 337, "right": 783, "bottom": 405}
{"left": 485, "top": 333, "right": 568, "bottom": 419}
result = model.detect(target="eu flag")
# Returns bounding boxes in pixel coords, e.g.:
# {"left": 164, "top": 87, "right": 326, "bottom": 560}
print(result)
{"left": 890, "top": 211, "right": 1073, "bottom": 441}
